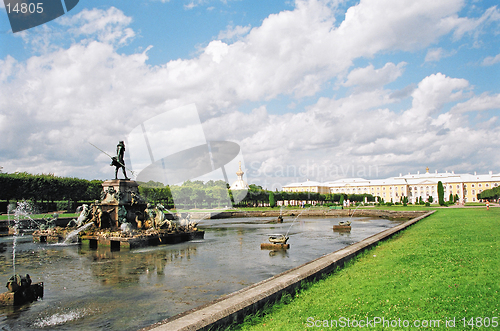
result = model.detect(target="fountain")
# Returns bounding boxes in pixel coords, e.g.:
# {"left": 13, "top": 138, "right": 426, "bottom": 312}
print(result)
{"left": 0, "top": 201, "right": 44, "bottom": 306}
{"left": 333, "top": 204, "right": 361, "bottom": 231}
{"left": 261, "top": 207, "right": 311, "bottom": 250}
{"left": 32, "top": 141, "right": 204, "bottom": 250}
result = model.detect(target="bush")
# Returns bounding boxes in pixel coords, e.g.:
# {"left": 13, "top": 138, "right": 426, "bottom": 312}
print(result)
{"left": 425, "top": 202, "right": 431, "bottom": 207}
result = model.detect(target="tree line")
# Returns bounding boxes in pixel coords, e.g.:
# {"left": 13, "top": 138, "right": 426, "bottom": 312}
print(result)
{"left": 0, "top": 172, "right": 102, "bottom": 204}
{"left": 0, "top": 172, "right": 379, "bottom": 212}
{"left": 477, "top": 186, "right": 500, "bottom": 200}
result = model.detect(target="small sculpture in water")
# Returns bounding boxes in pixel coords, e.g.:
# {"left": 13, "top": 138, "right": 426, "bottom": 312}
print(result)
{"left": 0, "top": 274, "right": 43, "bottom": 306}
{"left": 268, "top": 234, "right": 289, "bottom": 244}
{"left": 333, "top": 220, "right": 351, "bottom": 231}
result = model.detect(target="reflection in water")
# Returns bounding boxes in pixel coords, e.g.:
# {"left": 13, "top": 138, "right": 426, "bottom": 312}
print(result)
{"left": 0, "top": 216, "right": 402, "bottom": 330}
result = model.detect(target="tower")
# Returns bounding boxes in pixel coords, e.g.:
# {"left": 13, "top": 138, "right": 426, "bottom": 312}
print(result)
{"left": 230, "top": 161, "right": 249, "bottom": 190}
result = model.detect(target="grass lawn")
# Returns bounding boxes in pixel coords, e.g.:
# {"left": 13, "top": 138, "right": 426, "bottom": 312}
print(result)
{"left": 0, "top": 213, "right": 78, "bottom": 221}
{"left": 229, "top": 208, "right": 500, "bottom": 330}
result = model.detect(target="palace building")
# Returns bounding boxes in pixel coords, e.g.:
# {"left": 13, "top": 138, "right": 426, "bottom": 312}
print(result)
{"left": 282, "top": 168, "right": 500, "bottom": 204}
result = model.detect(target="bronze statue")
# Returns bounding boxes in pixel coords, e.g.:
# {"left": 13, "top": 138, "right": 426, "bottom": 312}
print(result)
{"left": 111, "top": 141, "right": 129, "bottom": 180}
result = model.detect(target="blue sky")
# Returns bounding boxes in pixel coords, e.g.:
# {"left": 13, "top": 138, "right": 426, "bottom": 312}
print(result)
{"left": 1, "top": 0, "right": 499, "bottom": 189}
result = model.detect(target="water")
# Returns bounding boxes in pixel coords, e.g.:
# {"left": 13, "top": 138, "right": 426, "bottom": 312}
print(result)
{"left": 62, "top": 223, "right": 94, "bottom": 245}
{"left": 0, "top": 216, "right": 403, "bottom": 330}
{"left": 12, "top": 201, "right": 40, "bottom": 276}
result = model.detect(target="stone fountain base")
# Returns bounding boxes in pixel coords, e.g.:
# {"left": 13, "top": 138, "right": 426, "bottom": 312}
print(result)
{"left": 33, "top": 227, "right": 204, "bottom": 250}
{"left": 33, "top": 228, "right": 77, "bottom": 244}
{"left": 80, "top": 229, "right": 204, "bottom": 251}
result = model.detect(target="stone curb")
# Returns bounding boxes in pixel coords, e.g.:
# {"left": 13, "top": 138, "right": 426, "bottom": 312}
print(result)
{"left": 141, "top": 210, "right": 436, "bottom": 331}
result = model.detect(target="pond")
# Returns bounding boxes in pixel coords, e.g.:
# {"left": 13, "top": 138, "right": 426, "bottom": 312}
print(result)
{"left": 0, "top": 216, "right": 403, "bottom": 330}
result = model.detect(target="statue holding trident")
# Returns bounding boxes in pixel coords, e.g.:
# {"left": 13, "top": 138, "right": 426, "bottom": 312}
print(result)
{"left": 111, "top": 141, "right": 129, "bottom": 180}
{"left": 88, "top": 141, "right": 136, "bottom": 179}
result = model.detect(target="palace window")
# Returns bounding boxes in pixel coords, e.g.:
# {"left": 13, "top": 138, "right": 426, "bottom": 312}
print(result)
{"left": 472, "top": 184, "right": 475, "bottom": 188}
{"left": 479, "top": 184, "right": 482, "bottom": 187}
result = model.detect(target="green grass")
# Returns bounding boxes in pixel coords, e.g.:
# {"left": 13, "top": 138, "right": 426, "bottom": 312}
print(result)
{"left": 357, "top": 205, "right": 437, "bottom": 211}
{"left": 0, "top": 213, "right": 78, "bottom": 221}
{"left": 228, "top": 208, "right": 500, "bottom": 330}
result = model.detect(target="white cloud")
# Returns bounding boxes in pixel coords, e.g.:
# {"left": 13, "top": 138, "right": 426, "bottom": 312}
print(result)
{"left": 451, "top": 93, "right": 500, "bottom": 113}
{"left": 343, "top": 62, "right": 406, "bottom": 91}
{"left": 59, "top": 7, "right": 135, "bottom": 45}
{"left": 482, "top": 53, "right": 500, "bottom": 66}
{"left": 218, "top": 24, "right": 251, "bottom": 41}
{"left": 402, "top": 73, "right": 470, "bottom": 123}
{"left": 227, "top": 73, "right": 499, "bottom": 187}
{"left": 451, "top": 5, "right": 500, "bottom": 40}
{"left": 1, "top": 0, "right": 499, "bottom": 183}
{"left": 424, "top": 48, "right": 457, "bottom": 62}
{"left": 204, "top": 40, "right": 229, "bottom": 63}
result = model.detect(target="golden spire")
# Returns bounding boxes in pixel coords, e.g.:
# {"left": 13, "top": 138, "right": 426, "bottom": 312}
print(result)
{"left": 236, "top": 161, "right": 244, "bottom": 179}
{"left": 426, "top": 167, "right": 429, "bottom": 174}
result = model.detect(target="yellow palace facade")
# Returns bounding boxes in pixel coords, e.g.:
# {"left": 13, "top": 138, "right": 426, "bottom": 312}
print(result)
{"left": 282, "top": 168, "right": 500, "bottom": 204}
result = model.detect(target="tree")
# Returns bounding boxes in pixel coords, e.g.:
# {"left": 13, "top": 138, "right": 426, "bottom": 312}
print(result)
{"left": 269, "top": 191, "right": 275, "bottom": 208}
{"left": 428, "top": 195, "right": 434, "bottom": 203}
{"left": 437, "top": 181, "right": 445, "bottom": 206}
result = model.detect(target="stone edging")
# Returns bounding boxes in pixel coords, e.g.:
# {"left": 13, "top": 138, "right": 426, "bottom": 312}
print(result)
{"left": 189, "top": 209, "right": 429, "bottom": 220}
{"left": 141, "top": 210, "right": 436, "bottom": 331}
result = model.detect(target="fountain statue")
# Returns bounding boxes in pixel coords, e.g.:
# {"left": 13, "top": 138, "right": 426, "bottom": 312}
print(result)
{"left": 1, "top": 201, "right": 44, "bottom": 306}
{"left": 0, "top": 274, "right": 43, "bottom": 305}
{"left": 32, "top": 141, "right": 204, "bottom": 250}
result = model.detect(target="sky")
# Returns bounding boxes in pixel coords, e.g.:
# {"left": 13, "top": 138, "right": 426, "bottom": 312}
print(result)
{"left": 0, "top": 0, "right": 499, "bottom": 190}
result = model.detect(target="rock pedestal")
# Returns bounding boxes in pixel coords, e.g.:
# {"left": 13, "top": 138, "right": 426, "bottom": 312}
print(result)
{"left": 96, "top": 179, "right": 146, "bottom": 229}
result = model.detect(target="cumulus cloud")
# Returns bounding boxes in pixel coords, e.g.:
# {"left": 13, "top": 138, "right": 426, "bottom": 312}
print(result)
{"left": 451, "top": 5, "right": 500, "bottom": 40}
{"left": 59, "top": 7, "right": 135, "bottom": 45}
{"left": 482, "top": 53, "right": 500, "bottom": 66}
{"left": 343, "top": 62, "right": 406, "bottom": 91}
{"left": 1, "top": 0, "right": 499, "bottom": 184}
{"left": 451, "top": 93, "right": 500, "bottom": 113}
{"left": 232, "top": 75, "right": 497, "bottom": 187}
{"left": 402, "top": 73, "right": 470, "bottom": 123}
{"left": 218, "top": 24, "right": 251, "bottom": 41}
{"left": 424, "top": 48, "right": 457, "bottom": 62}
